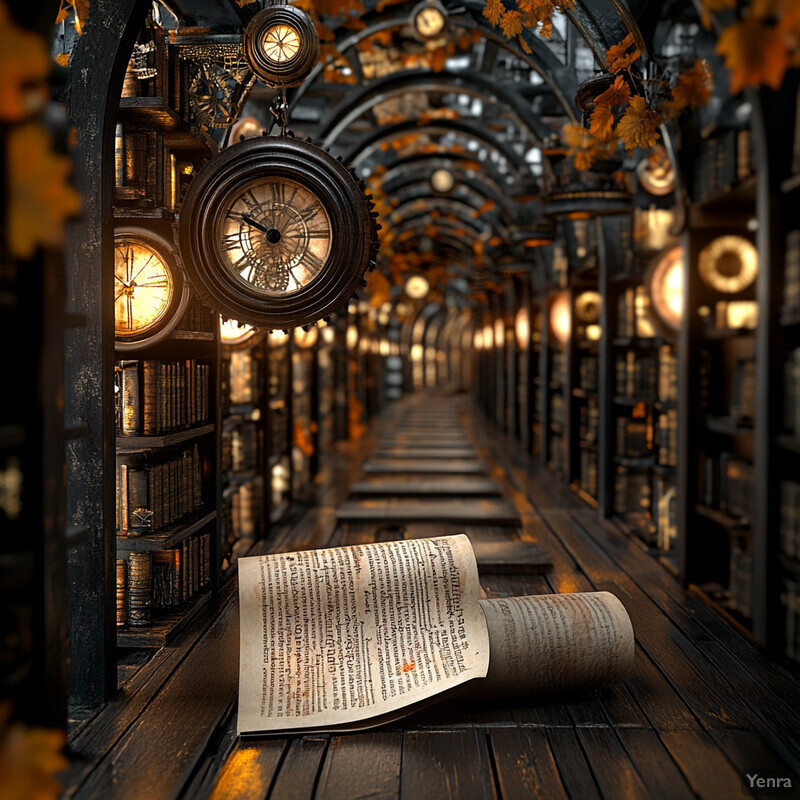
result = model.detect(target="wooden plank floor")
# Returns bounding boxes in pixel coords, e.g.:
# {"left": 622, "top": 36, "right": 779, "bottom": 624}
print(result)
{"left": 65, "top": 392, "right": 800, "bottom": 800}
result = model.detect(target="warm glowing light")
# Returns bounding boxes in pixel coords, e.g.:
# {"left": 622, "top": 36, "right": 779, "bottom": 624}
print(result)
{"left": 322, "top": 325, "right": 335, "bottom": 344}
{"left": 483, "top": 323, "right": 493, "bottom": 348}
{"left": 294, "top": 325, "right": 318, "bottom": 348}
{"left": 346, "top": 324, "right": 359, "bottom": 350}
{"left": 698, "top": 235, "right": 758, "bottom": 294}
{"left": 549, "top": 292, "right": 571, "bottom": 346}
{"left": 405, "top": 274, "right": 430, "bottom": 299}
{"left": 268, "top": 329, "right": 289, "bottom": 345}
{"left": 586, "top": 324, "right": 602, "bottom": 341}
{"left": 515, "top": 307, "right": 530, "bottom": 350}
{"left": 647, "top": 246, "right": 683, "bottom": 333}
{"left": 431, "top": 169, "right": 454, "bottom": 193}
{"left": 262, "top": 23, "right": 301, "bottom": 63}
{"left": 494, "top": 318, "right": 504, "bottom": 344}
{"left": 414, "top": 4, "right": 446, "bottom": 38}
{"left": 379, "top": 339, "right": 390, "bottom": 356}
{"left": 723, "top": 300, "right": 758, "bottom": 329}
{"left": 411, "top": 344, "right": 424, "bottom": 361}
{"left": 474, "top": 330, "right": 484, "bottom": 349}
{"left": 220, "top": 316, "right": 256, "bottom": 346}
{"left": 524, "top": 238, "right": 550, "bottom": 248}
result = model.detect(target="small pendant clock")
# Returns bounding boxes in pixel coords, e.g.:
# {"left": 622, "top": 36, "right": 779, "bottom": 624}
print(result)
{"left": 114, "top": 227, "right": 189, "bottom": 350}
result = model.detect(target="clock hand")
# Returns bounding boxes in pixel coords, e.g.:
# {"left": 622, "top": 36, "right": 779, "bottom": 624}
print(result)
{"left": 241, "top": 214, "right": 272, "bottom": 235}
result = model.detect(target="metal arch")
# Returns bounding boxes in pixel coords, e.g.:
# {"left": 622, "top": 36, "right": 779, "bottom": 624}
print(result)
{"left": 287, "top": 8, "right": 579, "bottom": 119}
{"left": 317, "top": 68, "right": 551, "bottom": 147}
{"left": 345, "top": 118, "right": 530, "bottom": 177}
{"left": 393, "top": 219, "right": 482, "bottom": 250}
{"left": 381, "top": 166, "right": 515, "bottom": 211}
{"left": 388, "top": 198, "right": 501, "bottom": 237}
{"left": 391, "top": 182, "right": 514, "bottom": 223}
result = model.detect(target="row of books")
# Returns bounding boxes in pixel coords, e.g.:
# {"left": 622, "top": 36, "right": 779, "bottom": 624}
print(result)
{"left": 728, "top": 539, "right": 753, "bottom": 620}
{"left": 729, "top": 359, "right": 756, "bottom": 424}
{"left": 115, "top": 444, "right": 203, "bottom": 534}
{"left": 579, "top": 398, "right": 599, "bottom": 445}
{"left": 698, "top": 451, "right": 754, "bottom": 522}
{"left": 222, "top": 480, "right": 263, "bottom": 553}
{"left": 654, "top": 476, "right": 677, "bottom": 552}
{"left": 784, "top": 348, "right": 800, "bottom": 435}
{"left": 614, "top": 466, "right": 651, "bottom": 516}
{"left": 579, "top": 357, "right": 598, "bottom": 393}
{"left": 785, "top": 230, "right": 800, "bottom": 313}
{"left": 616, "top": 412, "right": 651, "bottom": 459}
{"left": 616, "top": 352, "right": 656, "bottom": 398}
{"left": 580, "top": 450, "right": 598, "bottom": 499}
{"left": 116, "top": 531, "right": 212, "bottom": 627}
{"left": 116, "top": 359, "right": 211, "bottom": 436}
{"left": 551, "top": 351, "right": 567, "bottom": 386}
{"left": 656, "top": 409, "right": 678, "bottom": 468}
{"left": 692, "top": 128, "right": 752, "bottom": 203}
{"left": 658, "top": 346, "right": 678, "bottom": 405}
{"left": 617, "top": 286, "right": 654, "bottom": 339}
{"left": 780, "top": 480, "right": 800, "bottom": 560}
{"left": 224, "top": 349, "right": 258, "bottom": 407}
{"left": 550, "top": 393, "right": 566, "bottom": 429}
{"left": 222, "top": 422, "right": 259, "bottom": 474}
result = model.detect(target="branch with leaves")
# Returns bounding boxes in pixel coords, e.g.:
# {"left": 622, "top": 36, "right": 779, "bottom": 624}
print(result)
{"left": 706, "top": 0, "right": 800, "bottom": 95}
{"left": 482, "top": 0, "right": 575, "bottom": 53}
{"left": 562, "top": 34, "right": 712, "bottom": 170}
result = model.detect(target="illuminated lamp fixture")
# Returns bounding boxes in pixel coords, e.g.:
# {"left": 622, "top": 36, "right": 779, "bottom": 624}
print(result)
{"left": 515, "top": 306, "right": 530, "bottom": 350}
{"left": 697, "top": 235, "right": 757, "bottom": 294}
{"left": 220, "top": 316, "right": 258, "bottom": 347}
{"left": 636, "top": 146, "right": 676, "bottom": 197}
{"left": 574, "top": 291, "right": 601, "bottom": 324}
{"left": 431, "top": 169, "right": 454, "bottom": 194}
{"left": 294, "top": 325, "right": 319, "bottom": 348}
{"left": 405, "top": 274, "right": 430, "bottom": 300}
{"left": 473, "top": 329, "right": 484, "bottom": 350}
{"left": 346, "top": 324, "right": 359, "bottom": 350}
{"left": 549, "top": 291, "right": 571, "bottom": 346}
{"left": 411, "top": 0, "right": 447, "bottom": 40}
{"left": 646, "top": 245, "right": 684, "bottom": 337}
{"left": 482, "top": 323, "right": 494, "bottom": 348}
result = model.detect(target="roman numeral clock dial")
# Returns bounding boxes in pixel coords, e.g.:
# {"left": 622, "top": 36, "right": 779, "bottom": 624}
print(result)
{"left": 114, "top": 227, "right": 189, "bottom": 350}
{"left": 177, "top": 136, "right": 380, "bottom": 330}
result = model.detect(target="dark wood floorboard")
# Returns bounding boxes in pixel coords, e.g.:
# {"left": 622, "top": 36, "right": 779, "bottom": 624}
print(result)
{"left": 64, "top": 393, "right": 800, "bottom": 800}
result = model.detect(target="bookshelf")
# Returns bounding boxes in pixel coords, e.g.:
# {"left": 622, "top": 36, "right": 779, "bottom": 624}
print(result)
{"left": 267, "top": 332, "right": 293, "bottom": 522}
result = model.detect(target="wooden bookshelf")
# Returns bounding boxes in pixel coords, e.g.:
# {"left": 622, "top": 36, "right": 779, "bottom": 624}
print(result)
{"left": 116, "top": 423, "right": 215, "bottom": 451}
{"left": 117, "top": 590, "right": 211, "bottom": 649}
{"left": 116, "top": 509, "right": 217, "bottom": 552}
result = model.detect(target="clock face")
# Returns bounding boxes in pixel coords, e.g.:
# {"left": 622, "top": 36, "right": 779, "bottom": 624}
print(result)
{"left": 698, "top": 235, "right": 757, "bottom": 294}
{"left": 114, "top": 228, "right": 189, "bottom": 350}
{"left": 218, "top": 178, "right": 331, "bottom": 297}
{"left": 244, "top": 5, "right": 319, "bottom": 88}
{"left": 415, "top": 6, "right": 445, "bottom": 38}
{"left": 178, "top": 136, "right": 380, "bottom": 330}
{"left": 262, "top": 24, "right": 301, "bottom": 64}
{"left": 647, "top": 245, "right": 683, "bottom": 336}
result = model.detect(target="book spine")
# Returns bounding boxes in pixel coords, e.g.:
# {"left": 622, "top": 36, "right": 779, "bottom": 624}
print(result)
{"left": 128, "top": 465, "right": 151, "bottom": 533}
{"left": 120, "top": 360, "right": 141, "bottom": 436}
{"left": 128, "top": 552, "right": 152, "bottom": 626}
{"left": 116, "top": 559, "right": 127, "bottom": 627}
{"left": 141, "top": 360, "right": 159, "bottom": 435}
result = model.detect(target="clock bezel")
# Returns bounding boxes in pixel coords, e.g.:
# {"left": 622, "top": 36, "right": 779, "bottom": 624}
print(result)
{"left": 114, "top": 226, "right": 190, "bottom": 352}
{"left": 243, "top": 5, "right": 319, "bottom": 88}
{"left": 411, "top": 0, "right": 447, "bottom": 40}
{"left": 697, "top": 235, "right": 758, "bottom": 295}
{"left": 178, "top": 135, "right": 379, "bottom": 330}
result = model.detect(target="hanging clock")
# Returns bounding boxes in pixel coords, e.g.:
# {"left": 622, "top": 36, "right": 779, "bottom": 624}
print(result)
{"left": 178, "top": 135, "right": 379, "bottom": 330}
{"left": 646, "top": 245, "right": 683, "bottom": 338}
{"left": 698, "top": 235, "right": 757, "bottom": 294}
{"left": 243, "top": 4, "right": 319, "bottom": 88}
{"left": 636, "top": 147, "right": 676, "bottom": 197}
{"left": 114, "top": 227, "right": 189, "bottom": 350}
{"left": 412, "top": 1, "right": 447, "bottom": 40}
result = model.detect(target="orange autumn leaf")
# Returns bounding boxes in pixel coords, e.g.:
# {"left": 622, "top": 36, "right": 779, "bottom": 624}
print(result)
{"left": 8, "top": 121, "right": 81, "bottom": 259}
{"left": 656, "top": 98, "right": 683, "bottom": 122}
{"left": 671, "top": 59, "right": 713, "bottom": 109}
{"left": 589, "top": 105, "right": 615, "bottom": 141}
{"left": 604, "top": 33, "right": 641, "bottom": 73}
{"left": 594, "top": 74, "right": 631, "bottom": 108}
{"left": 615, "top": 96, "right": 662, "bottom": 151}
{"left": 518, "top": 35, "right": 532, "bottom": 54}
{"left": 483, "top": 0, "right": 506, "bottom": 27}
{"left": 430, "top": 47, "right": 447, "bottom": 72}
{"left": 716, "top": 15, "right": 790, "bottom": 93}
{"left": 473, "top": 199, "right": 496, "bottom": 217}
{"left": 562, "top": 122, "right": 590, "bottom": 149}
{"left": 500, "top": 10, "right": 523, "bottom": 37}
{"left": 0, "top": 1, "right": 50, "bottom": 122}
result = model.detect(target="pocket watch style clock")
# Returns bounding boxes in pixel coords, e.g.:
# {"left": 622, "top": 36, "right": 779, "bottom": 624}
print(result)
{"left": 646, "top": 245, "right": 684, "bottom": 337}
{"left": 114, "top": 227, "right": 190, "bottom": 351}
{"left": 243, "top": 4, "right": 319, "bottom": 88}
{"left": 698, "top": 235, "right": 757, "bottom": 294}
{"left": 412, "top": 1, "right": 447, "bottom": 40}
{"left": 178, "top": 135, "right": 379, "bottom": 330}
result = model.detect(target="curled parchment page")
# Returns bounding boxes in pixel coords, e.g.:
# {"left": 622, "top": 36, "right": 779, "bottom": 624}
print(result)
{"left": 474, "top": 592, "right": 634, "bottom": 697}
{"left": 237, "top": 534, "right": 490, "bottom": 734}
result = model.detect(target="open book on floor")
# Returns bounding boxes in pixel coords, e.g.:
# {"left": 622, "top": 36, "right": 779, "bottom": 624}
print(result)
{"left": 237, "top": 534, "right": 634, "bottom": 735}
